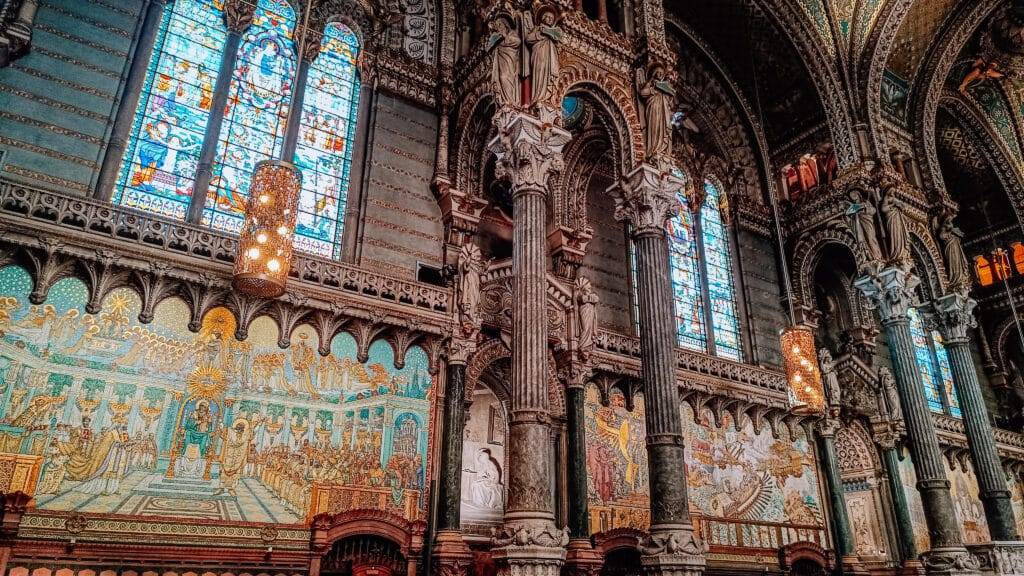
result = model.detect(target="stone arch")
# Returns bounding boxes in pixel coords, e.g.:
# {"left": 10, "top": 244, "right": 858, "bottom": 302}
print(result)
{"left": 863, "top": 0, "right": 916, "bottom": 161}
{"left": 907, "top": 224, "right": 947, "bottom": 301}
{"left": 465, "top": 338, "right": 566, "bottom": 419}
{"left": 835, "top": 420, "right": 878, "bottom": 479}
{"left": 791, "top": 228, "right": 861, "bottom": 313}
{"left": 554, "top": 69, "right": 642, "bottom": 170}
{"left": 452, "top": 90, "right": 497, "bottom": 201}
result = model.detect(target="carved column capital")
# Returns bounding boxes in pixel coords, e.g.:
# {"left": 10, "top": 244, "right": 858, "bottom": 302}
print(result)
{"left": 817, "top": 416, "right": 841, "bottom": 438}
{"left": 854, "top": 266, "right": 921, "bottom": 324}
{"left": 446, "top": 337, "right": 477, "bottom": 365}
{"left": 609, "top": 164, "right": 684, "bottom": 235}
{"left": 490, "top": 108, "right": 571, "bottom": 194}
{"left": 920, "top": 293, "right": 977, "bottom": 345}
{"left": 222, "top": 0, "right": 256, "bottom": 33}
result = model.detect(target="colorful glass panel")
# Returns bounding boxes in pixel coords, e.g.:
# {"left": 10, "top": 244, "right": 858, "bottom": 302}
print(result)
{"left": 666, "top": 179, "right": 706, "bottom": 352}
{"left": 932, "top": 332, "right": 962, "bottom": 418}
{"left": 114, "top": 0, "right": 226, "bottom": 219}
{"left": 908, "top": 308, "right": 945, "bottom": 413}
{"left": 701, "top": 181, "right": 741, "bottom": 361}
{"left": 205, "top": 0, "right": 296, "bottom": 233}
{"left": 292, "top": 23, "right": 360, "bottom": 258}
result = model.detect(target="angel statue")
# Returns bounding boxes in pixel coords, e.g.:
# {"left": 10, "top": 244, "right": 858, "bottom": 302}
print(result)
{"left": 458, "top": 244, "right": 484, "bottom": 336}
{"left": 637, "top": 64, "right": 675, "bottom": 161}
{"left": 879, "top": 367, "right": 902, "bottom": 424}
{"left": 523, "top": 5, "right": 562, "bottom": 107}
{"left": 880, "top": 191, "right": 909, "bottom": 264}
{"left": 575, "top": 277, "right": 599, "bottom": 361}
{"left": 846, "top": 189, "right": 883, "bottom": 264}
{"left": 937, "top": 213, "right": 969, "bottom": 289}
{"left": 488, "top": 13, "right": 521, "bottom": 107}
{"left": 818, "top": 348, "right": 841, "bottom": 408}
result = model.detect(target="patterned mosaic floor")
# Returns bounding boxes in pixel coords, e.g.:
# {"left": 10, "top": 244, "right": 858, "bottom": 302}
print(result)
{"left": 34, "top": 470, "right": 302, "bottom": 523}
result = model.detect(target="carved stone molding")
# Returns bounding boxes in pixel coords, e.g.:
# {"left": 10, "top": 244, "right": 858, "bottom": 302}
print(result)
{"left": 608, "top": 164, "right": 684, "bottom": 234}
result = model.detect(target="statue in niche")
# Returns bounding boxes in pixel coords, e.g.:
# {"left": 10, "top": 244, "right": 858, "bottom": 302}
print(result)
{"left": 464, "top": 447, "right": 503, "bottom": 510}
{"left": 879, "top": 367, "right": 902, "bottom": 424}
{"left": 846, "top": 189, "right": 883, "bottom": 264}
{"left": 937, "top": 213, "right": 969, "bottom": 289}
{"left": 880, "top": 191, "right": 909, "bottom": 264}
{"left": 458, "top": 244, "right": 484, "bottom": 335}
{"left": 575, "top": 277, "right": 598, "bottom": 361}
{"left": 818, "top": 348, "right": 841, "bottom": 408}
{"left": 523, "top": 5, "right": 561, "bottom": 106}
{"left": 488, "top": 13, "right": 521, "bottom": 107}
{"left": 637, "top": 64, "right": 675, "bottom": 161}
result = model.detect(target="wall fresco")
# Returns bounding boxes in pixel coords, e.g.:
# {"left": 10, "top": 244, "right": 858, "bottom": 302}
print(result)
{"left": 946, "top": 460, "right": 990, "bottom": 544}
{"left": 898, "top": 454, "right": 932, "bottom": 553}
{"left": 0, "top": 266, "right": 433, "bottom": 524}
{"left": 585, "top": 386, "right": 649, "bottom": 533}
{"left": 460, "top": 384, "right": 506, "bottom": 529}
{"left": 1011, "top": 476, "right": 1024, "bottom": 539}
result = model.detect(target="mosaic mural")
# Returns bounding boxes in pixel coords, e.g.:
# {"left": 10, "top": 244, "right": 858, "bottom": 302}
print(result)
{"left": 460, "top": 384, "right": 506, "bottom": 529}
{"left": 898, "top": 454, "right": 991, "bottom": 548}
{"left": 0, "top": 267, "right": 433, "bottom": 524}
{"left": 898, "top": 454, "right": 932, "bottom": 553}
{"left": 585, "top": 386, "right": 649, "bottom": 534}
{"left": 1012, "top": 477, "right": 1024, "bottom": 539}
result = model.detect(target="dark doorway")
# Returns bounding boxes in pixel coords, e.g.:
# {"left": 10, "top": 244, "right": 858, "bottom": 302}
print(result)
{"left": 320, "top": 535, "right": 406, "bottom": 576}
{"left": 600, "top": 547, "right": 642, "bottom": 576}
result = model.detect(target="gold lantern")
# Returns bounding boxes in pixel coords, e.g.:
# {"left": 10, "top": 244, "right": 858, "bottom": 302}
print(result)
{"left": 780, "top": 325, "right": 825, "bottom": 415}
{"left": 232, "top": 160, "right": 302, "bottom": 298}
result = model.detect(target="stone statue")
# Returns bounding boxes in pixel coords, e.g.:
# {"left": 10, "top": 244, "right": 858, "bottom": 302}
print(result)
{"left": 575, "top": 277, "right": 598, "bottom": 360}
{"left": 880, "top": 191, "right": 909, "bottom": 264}
{"left": 938, "top": 214, "right": 969, "bottom": 289}
{"left": 458, "top": 244, "right": 484, "bottom": 335}
{"left": 879, "top": 367, "right": 902, "bottom": 423}
{"left": 637, "top": 64, "right": 675, "bottom": 160}
{"left": 818, "top": 348, "right": 841, "bottom": 408}
{"left": 847, "top": 189, "right": 883, "bottom": 264}
{"left": 488, "top": 14, "right": 521, "bottom": 107}
{"left": 523, "top": 6, "right": 561, "bottom": 106}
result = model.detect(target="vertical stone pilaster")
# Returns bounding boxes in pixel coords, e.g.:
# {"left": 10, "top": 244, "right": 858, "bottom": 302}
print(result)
{"left": 855, "top": 267, "right": 979, "bottom": 576}
{"left": 489, "top": 107, "right": 571, "bottom": 576}
{"left": 610, "top": 164, "right": 706, "bottom": 576}
{"left": 94, "top": 0, "right": 167, "bottom": 201}
{"left": 875, "top": 432, "right": 925, "bottom": 575}
{"left": 818, "top": 418, "right": 869, "bottom": 575}
{"left": 563, "top": 379, "right": 603, "bottom": 576}
{"left": 188, "top": 0, "right": 255, "bottom": 224}
{"left": 922, "top": 294, "right": 1021, "bottom": 542}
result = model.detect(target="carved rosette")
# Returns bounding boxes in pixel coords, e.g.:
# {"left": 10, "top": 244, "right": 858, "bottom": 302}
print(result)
{"left": 854, "top": 266, "right": 920, "bottom": 324}
{"left": 920, "top": 293, "right": 977, "bottom": 345}
{"left": 490, "top": 108, "right": 572, "bottom": 195}
{"left": 609, "top": 164, "right": 684, "bottom": 235}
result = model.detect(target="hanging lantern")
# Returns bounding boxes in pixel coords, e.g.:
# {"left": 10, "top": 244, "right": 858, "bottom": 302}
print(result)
{"left": 232, "top": 160, "right": 302, "bottom": 298}
{"left": 780, "top": 325, "right": 825, "bottom": 415}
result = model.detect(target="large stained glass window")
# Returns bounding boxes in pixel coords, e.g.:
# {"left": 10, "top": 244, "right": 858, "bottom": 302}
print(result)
{"left": 632, "top": 176, "right": 742, "bottom": 360}
{"left": 908, "top": 307, "right": 961, "bottom": 416}
{"left": 701, "top": 180, "right": 741, "bottom": 361}
{"left": 114, "top": 0, "right": 227, "bottom": 219}
{"left": 292, "top": 23, "right": 360, "bottom": 258}
{"left": 204, "top": 0, "right": 297, "bottom": 233}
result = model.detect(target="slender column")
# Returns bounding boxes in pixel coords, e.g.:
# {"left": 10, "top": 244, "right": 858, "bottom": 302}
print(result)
{"left": 433, "top": 340, "right": 474, "bottom": 576}
{"left": 876, "top": 431, "right": 924, "bottom": 574}
{"left": 280, "top": 29, "right": 322, "bottom": 161}
{"left": 565, "top": 384, "right": 589, "bottom": 540}
{"left": 611, "top": 164, "right": 705, "bottom": 576}
{"left": 855, "top": 267, "right": 979, "bottom": 575}
{"left": 489, "top": 107, "right": 571, "bottom": 576}
{"left": 187, "top": 0, "right": 254, "bottom": 224}
{"left": 923, "top": 293, "right": 1021, "bottom": 541}
{"left": 818, "top": 419, "right": 868, "bottom": 575}
{"left": 94, "top": 0, "right": 167, "bottom": 200}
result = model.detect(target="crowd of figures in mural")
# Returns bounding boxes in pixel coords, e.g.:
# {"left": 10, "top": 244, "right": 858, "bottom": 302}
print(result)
{"left": 0, "top": 267, "right": 431, "bottom": 523}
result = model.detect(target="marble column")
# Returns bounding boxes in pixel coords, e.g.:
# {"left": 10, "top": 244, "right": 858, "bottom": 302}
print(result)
{"left": 280, "top": 29, "right": 323, "bottom": 161}
{"left": 818, "top": 418, "right": 868, "bottom": 575}
{"left": 433, "top": 339, "right": 474, "bottom": 576}
{"left": 611, "top": 164, "right": 706, "bottom": 576}
{"left": 923, "top": 293, "right": 1021, "bottom": 541}
{"left": 855, "top": 267, "right": 979, "bottom": 575}
{"left": 564, "top": 378, "right": 603, "bottom": 576}
{"left": 488, "top": 107, "right": 571, "bottom": 576}
{"left": 187, "top": 0, "right": 254, "bottom": 224}
{"left": 875, "top": 431, "right": 924, "bottom": 574}
{"left": 94, "top": 0, "right": 167, "bottom": 200}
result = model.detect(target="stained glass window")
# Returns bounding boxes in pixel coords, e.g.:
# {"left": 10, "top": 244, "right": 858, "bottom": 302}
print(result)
{"left": 292, "top": 23, "right": 360, "bottom": 258}
{"left": 907, "top": 308, "right": 961, "bottom": 416}
{"left": 667, "top": 184, "right": 706, "bottom": 352}
{"left": 701, "top": 180, "right": 741, "bottom": 361}
{"left": 204, "top": 0, "right": 297, "bottom": 233}
{"left": 114, "top": 0, "right": 227, "bottom": 219}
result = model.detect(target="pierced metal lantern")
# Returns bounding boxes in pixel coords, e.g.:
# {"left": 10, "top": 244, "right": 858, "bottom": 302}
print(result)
{"left": 232, "top": 160, "right": 302, "bottom": 298}
{"left": 780, "top": 325, "right": 825, "bottom": 415}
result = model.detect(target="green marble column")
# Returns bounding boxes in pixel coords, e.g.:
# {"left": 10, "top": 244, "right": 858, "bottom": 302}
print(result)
{"left": 877, "top": 432, "right": 921, "bottom": 570}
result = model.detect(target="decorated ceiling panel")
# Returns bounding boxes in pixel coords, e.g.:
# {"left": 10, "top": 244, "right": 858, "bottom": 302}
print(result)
{"left": 887, "top": 0, "right": 960, "bottom": 83}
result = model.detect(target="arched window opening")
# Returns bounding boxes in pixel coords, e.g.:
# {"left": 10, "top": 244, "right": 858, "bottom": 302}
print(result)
{"left": 975, "top": 255, "right": 994, "bottom": 286}
{"left": 113, "top": 0, "right": 227, "bottom": 219}
{"left": 1012, "top": 242, "right": 1024, "bottom": 275}
{"left": 701, "top": 179, "right": 741, "bottom": 361}
{"left": 908, "top": 308, "right": 961, "bottom": 417}
{"left": 293, "top": 22, "right": 361, "bottom": 258}
{"left": 204, "top": 0, "right": 297, "bottom": 233}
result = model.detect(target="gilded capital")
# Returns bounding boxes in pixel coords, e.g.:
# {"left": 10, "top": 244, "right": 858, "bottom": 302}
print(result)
{"left": 490, "top": 108, "right": 571, "bottom": 193}
{"left": 609, "top": 164, "right": 684, "bottom": 234}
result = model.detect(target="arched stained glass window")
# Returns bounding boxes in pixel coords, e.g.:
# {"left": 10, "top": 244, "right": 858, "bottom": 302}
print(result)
{"left": 701, "top": 180, "right": 741, "bottom": 361}
{"left": 204, "top": 0, "right": 297, "bottom": 233}
{"left": 114, "top": 0, "right": 227, "bottom": 219}
{"left": 908, "top": 307, "right": 961, "bottom": 416}
{"left": 666, "top": 183, "right": 706, "bottom": 352}
{"left": 293, "top": 23, "right": 361, "bottom": 258}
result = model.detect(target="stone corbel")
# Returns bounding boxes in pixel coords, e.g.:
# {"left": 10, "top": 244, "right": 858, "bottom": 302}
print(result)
{"left": 437, "top": 187, "right": 488, "bottom": 265}
{"left": 548, "top": 225, "right": 594, "bottom": 280}
{"left": 0, "top": 0, "right": 38, "bottom": 68}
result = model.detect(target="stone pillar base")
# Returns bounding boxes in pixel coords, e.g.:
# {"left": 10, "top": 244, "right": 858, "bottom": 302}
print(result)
{"left": 838, "top": 554, "right": 870, "bottom": 575}
{"left": 920, "top": 546, "right": 983, "bottom": 576}
{"left": 493, "top": 544, "right": 567, "bottom": 576}
{"left": 639, "top": 553, "right": 705, "bottom": 576}
{"left": 563, "top": 538, "right": 603, "bottom": 576}
{"left": 432, "top": 530, "right": 474, "bottom": 576}
{"left": 967, "top": 541, "right": 1024, "bottom": 576}
{"left": 898, "top": 559, "right": 926, "bottom": 576}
